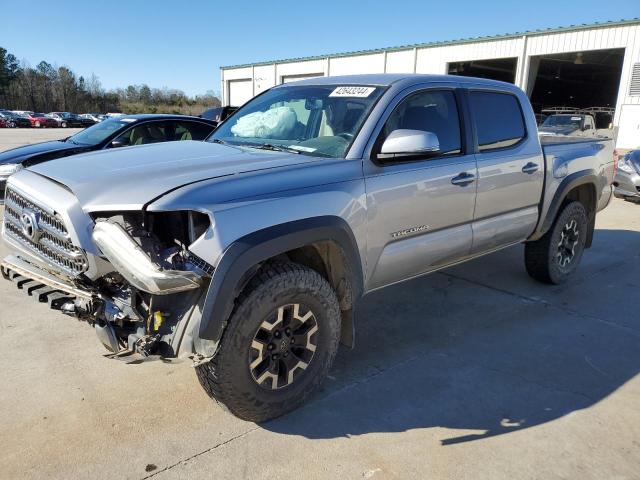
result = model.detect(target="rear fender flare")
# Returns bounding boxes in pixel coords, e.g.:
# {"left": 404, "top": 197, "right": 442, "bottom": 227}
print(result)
{"left": 531, "top": 170, "right": 599, "bottom": 243}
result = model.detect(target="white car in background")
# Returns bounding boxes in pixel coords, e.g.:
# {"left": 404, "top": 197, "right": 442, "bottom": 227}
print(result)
{"left": 80, "top": 114, "right": 102, "bottom": 123}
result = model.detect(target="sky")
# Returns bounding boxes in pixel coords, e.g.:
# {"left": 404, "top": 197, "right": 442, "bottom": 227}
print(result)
{"left": 1, "top": 0, "right": 638, "bottom": 97}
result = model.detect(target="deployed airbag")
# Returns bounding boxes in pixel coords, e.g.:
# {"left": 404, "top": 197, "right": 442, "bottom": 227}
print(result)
{"left": 231, "top": 107, "right": 297, "bottom": 138}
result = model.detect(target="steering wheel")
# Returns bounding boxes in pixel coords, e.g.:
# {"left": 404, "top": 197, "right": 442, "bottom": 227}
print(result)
{"left": 337, "top": 133, "right": 353, "bottom": 141}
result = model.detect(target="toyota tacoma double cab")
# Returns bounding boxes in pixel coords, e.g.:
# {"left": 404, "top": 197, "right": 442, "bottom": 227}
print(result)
{"left": 1, "top": 74, "right": 615, "bottom": 421}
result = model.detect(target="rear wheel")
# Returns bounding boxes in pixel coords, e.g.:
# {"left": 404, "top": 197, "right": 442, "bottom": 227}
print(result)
{"left": 61, "top": 122, "right": 67, "bottom": 128}
{"left": 195, "top": 262, "right": 341, "bottom": 422}
{"left": 525, "top": 201, "right": 588, "bottom": 284}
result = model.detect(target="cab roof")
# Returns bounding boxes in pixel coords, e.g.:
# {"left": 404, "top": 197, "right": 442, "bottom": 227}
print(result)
{"left": 280, "top": 73, "right": 514, "bottom": 89}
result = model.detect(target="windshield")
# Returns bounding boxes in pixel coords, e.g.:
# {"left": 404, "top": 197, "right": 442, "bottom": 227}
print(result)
{"left": 68, "top": 118, "right": 131, "bottom": 145}
{"left": 209, "top": 84, "right": 385, "bottom": 158}
{"left": 541, "top": 115, "right": 582, "bottom": 128}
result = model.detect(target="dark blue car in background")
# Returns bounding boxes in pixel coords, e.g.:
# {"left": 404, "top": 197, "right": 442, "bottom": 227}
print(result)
{"left": 0, "top": 114, "right": 217, "bottom": 202}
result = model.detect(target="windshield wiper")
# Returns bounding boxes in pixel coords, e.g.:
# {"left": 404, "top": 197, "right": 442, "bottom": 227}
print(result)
{"left": 211, "top": 138, "right": 227, "bottom": 145}
{"left": 245, "top": 143, "right": 301, "bottom": 154}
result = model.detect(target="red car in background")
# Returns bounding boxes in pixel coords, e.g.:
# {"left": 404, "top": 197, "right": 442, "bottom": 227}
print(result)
{"left": 24, "top": 113, "right": 58, "bottom": 128}
{"left": 0, "top": 116, "right": 7, "bottom": 128}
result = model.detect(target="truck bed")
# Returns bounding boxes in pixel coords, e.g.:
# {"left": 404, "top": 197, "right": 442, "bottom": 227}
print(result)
{"left": 536, "top": 135, "right": 615, "bottom": 230}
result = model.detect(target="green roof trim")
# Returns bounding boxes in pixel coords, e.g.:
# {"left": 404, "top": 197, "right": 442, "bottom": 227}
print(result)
{"left": 221, "top": 18, "right": 640, "bottom": 70}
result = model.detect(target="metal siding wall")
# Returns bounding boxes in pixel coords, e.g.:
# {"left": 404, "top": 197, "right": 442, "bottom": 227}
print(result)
{"left": 415, "top": 38, "right": 523, "bottom": 75}
{"left": 276, "top": 59, "right": 326, "bottom": 82}
{"left": 329, "top": 53, "right": 386, "bottom": 76}
{"left": 220, "top": 24, "right": 640, "bottom": 134}
{"left": 385, "top": 50, "right": 415, "bottom": 73}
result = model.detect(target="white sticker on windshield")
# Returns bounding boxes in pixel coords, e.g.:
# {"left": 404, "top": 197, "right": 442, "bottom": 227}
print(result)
{"left": 571, "top": 116, "right": 582, "bottom": 121}
{"left": 288, "top": 145, "right": 317, "bottom": 152}
{"left": 329, "top": 86, "right": 375, "bottom": 98}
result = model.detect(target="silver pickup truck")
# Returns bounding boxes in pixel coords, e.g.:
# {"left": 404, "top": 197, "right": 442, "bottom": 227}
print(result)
{"left": 1, "top": 74, "right": 615, "bottom": 421}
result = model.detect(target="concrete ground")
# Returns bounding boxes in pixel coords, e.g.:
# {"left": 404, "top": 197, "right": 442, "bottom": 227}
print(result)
{"left": 0, "top": 131, "right": 639, "bottom": 479}
{"left": 0, "top": 127, "right": 83, "bottom": 151}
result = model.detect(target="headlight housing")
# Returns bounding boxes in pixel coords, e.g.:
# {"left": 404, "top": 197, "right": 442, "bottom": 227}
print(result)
{"left": 0, "top": 163, "right": 23, "bottom": 177}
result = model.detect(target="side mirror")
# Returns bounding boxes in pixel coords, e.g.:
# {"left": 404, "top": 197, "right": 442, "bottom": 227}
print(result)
{"left": 377, "top": 129, "right": 440, "bottom": 162}
{"left": 110, "top": 139, "right": 126, "bottom": 148}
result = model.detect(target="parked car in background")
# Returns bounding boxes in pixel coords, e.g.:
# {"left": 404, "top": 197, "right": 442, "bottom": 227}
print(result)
{"left": 49, "top": 112, "right": 95, "bottom": 128}
{"left": 80, "top": 113, "right": 102, "bottom": 123}
{"left": 24, "top": 113, "right": 58, "bottom": 128}
{"left": 0, "top": 116, "right": 7, "bottom": 128}
{"left": 534, "top": 113, "right": 547, "bottom": 126}
{"left": 0, "top": 74, "right": 615, "bottom": 422}
{"left": 0, "top": 114, "right": 217, "bottom": 202}
{"left": 614, "top": 149, "right": 640, "bottom": 203}
{"left": 200, "top": 106, "right": 237, "bottom": 124}
{"left": 0, "top": 111, "right": 31, "bottom": 128}
{"left": 538, "top": 113, "right": 597, "bottom": 137}
{"left": 45, "top": 113, "right": 64, "bottom": 127}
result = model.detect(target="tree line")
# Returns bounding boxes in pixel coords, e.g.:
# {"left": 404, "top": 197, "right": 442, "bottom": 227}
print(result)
{"left": 0, "top": 47, "right": 221, "bottom": 115}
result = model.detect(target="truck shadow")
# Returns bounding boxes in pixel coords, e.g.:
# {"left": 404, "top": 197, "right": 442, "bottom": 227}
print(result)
{"left": 261, "top": 228, "right": 640, "bottom": 445}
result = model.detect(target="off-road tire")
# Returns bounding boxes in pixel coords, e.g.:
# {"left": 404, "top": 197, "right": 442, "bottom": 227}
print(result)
{"left": 195, "top": 261, "right": 341, "bottom": 422}
{"left": 525, "top": 201, "right": 588, "bottom": 284}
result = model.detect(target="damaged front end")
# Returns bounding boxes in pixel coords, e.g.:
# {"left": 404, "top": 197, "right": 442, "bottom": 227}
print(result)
{"left": 2, "top": 207, "right": 215, "bottom": 362}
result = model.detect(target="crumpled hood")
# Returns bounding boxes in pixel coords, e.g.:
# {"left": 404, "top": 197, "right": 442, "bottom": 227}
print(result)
{"left": 27, "top": 140, "right": 320, "bottom": 211}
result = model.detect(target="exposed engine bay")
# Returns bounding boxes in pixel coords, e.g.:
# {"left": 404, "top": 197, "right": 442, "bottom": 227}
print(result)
{"left": 3, "top": 210, "right": 214, "bottom": 361}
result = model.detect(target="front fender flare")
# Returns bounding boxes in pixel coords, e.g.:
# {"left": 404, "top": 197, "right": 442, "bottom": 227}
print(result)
{"left": 197, "top": 216, "right": 364, "bottom": 348}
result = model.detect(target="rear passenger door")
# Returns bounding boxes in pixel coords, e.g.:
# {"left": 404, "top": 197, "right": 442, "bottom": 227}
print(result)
{"left": 467, "top": 89, "right": 544, "bottom": 254}
{"left": 364, "top": 86, "right": 477, "bottom": 290}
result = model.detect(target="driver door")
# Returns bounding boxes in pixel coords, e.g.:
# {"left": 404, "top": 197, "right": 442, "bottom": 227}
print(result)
{"left": 364, "top": 87, "right": 477, "bottom": 291}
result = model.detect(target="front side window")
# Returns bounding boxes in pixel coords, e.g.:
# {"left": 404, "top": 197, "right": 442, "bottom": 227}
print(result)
{"left": 69, "top": 119, "right": 133, "bottom": 145}
{"left": 379, "top": 90, "right": 462, "bottom": 157}
{"left": 210, "top": 85, "right": 385, "bottom": 158}
{"left": 113, "top": 122, "right": 168, "bottom": 146}
{"left": 470, "top": 91, "right": 525, "bottom": 151}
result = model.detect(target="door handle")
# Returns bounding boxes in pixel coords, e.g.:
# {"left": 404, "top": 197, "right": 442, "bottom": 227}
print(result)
{"left": 451, "top": 172, "right": 475, "bottom": 186}
{"left": 522, "top": 162, "right": 539, "bottom": 174}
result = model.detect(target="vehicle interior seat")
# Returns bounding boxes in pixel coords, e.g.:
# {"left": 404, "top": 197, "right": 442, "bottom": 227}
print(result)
{"left": 131, "top": 127, "right": 151, "bottom": 145}
{"left": 147, "top": 124, "right": 165, "bottom": 143}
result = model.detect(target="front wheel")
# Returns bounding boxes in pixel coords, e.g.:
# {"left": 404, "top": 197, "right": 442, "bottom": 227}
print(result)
{"left": 196, "top": 262, "right": 341, "bottom": 422}
{"left": 61, "top": 122, "right": 67, "bottom": 128}
{"left": 525, "top": 201, "right": 588, "bottom": 284}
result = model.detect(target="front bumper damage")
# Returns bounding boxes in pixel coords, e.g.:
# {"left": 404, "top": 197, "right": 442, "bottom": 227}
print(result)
{"left": 2, "top": 225, "right": 211, "bottom": 362}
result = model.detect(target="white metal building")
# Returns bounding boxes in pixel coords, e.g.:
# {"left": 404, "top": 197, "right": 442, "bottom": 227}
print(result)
{"left": 221, "top": 18, "right": 640, "bottom": 149}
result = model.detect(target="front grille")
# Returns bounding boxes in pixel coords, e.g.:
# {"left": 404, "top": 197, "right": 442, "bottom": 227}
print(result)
{"left": 3, "top": 187, "right": 88, "bottom": 276}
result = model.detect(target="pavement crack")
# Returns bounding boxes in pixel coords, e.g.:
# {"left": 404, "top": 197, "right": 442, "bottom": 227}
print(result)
{"left": 140, "top": 426, "right": 260, "bottom": 479}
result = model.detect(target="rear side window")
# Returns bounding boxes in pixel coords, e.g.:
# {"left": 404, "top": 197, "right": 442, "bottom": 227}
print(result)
{"left": 470, "top": 91, "right": 525, "bottom": 151}
{"left": 173, "top": 121, "right": 214, "bottom": 141}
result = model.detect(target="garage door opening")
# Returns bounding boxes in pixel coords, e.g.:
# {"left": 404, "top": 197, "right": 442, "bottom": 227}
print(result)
{"left": 527, "top": 48, "right": 625, "bottom": 128}
{"left": 448, "top": 58, "right": 518, "bottom": 83}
